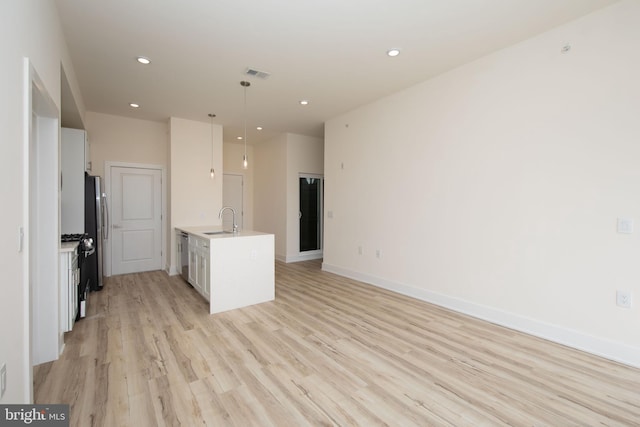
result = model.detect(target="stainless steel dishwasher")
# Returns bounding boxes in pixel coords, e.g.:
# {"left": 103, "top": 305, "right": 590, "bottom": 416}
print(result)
{"left": 180, "top": 232, "right": 189, "bottom": 282}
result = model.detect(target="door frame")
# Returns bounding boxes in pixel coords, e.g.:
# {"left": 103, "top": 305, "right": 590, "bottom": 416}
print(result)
{"left": 296, "top": 173, "right": 324, "bottom": 262}
{"left": 104, "top": 161, "right": 166, "bottom": 277}
{"left": 24, "top": 58, "right": 60, "bottom": 399}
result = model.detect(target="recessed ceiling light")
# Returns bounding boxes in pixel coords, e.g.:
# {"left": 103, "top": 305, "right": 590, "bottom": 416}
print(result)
{"left": 136, "top": 56, "right": 151, "bottom": 65}
{"left": 299, "top": 100, "right": 309, "bottom": 106}
{"left": 129, "top": 103, "right": 140, "bottom": 108}
{"left": 387, "top": 48, "right": 400, "bottom": 57}
{"left": 237, "top": 136, "right": 243, "bottom": 140}
{"left": 256, "top": 126, "right": 263, "bottom": 131}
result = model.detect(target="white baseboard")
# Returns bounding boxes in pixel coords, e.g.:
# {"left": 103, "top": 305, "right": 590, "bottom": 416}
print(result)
{"left": 322, "top": 262, "right": 640, "bottom": 369}
{"left": 285, "top": 252, "right": 323, "bottom": 263}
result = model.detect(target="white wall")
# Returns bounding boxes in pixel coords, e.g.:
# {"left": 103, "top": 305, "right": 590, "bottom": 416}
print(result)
{"left": 85, "top": 112, "right": 168, "bottom": 178}
{"left": 254, "top": 134, "right": 287, "bottom": 258}
{"left": 223, "top": 142, "right": 254, "bottom": 231}
{"left": 286, "top": 134, "right": 324, "bottom": 260}
{"left": 253, "top": 133, "right": 324, "bottom": 261}
{"left": 85, "top": 111, "right": 170, "bottom": 271}
{"left": 169, "top": 117, "right": 224, "bottom": 272}
{"left": 324, "top": 0, "right": 640, "bottom": 367}
{"left": 0, "top": 0, "right": 84, "bottom": 402}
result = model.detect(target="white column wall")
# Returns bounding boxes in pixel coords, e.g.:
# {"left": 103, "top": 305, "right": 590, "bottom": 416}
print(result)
{"left": 169, "top": 117, "right": 224, "bottom": 273}
{"left": 253, "top": 134, "right": 288, "bottom": 259}
{"left": 0, "top": 0, "right": 85, "bottom": 402}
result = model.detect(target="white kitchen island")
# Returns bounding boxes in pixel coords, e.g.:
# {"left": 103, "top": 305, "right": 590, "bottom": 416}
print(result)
{"left": 176, "top": 226, "right": 274, "bottom": 314}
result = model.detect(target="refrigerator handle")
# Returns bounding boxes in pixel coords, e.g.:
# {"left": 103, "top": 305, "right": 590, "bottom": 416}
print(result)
{"left": 102, "top": 193, "right": 110, "bottom": 240}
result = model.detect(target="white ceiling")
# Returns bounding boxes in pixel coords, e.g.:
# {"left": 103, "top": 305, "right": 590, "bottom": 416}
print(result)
{"left": 55, "top": 0, "right": 618, "bottom": 143}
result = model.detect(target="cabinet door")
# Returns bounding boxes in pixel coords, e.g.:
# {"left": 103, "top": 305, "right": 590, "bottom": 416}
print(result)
{"left": 203, "top": 250, "right": 210, "bottom": 300}
{"left": 59, "top": 252, "right": 78, "bottom": 333}
{"left": 188, "top": 239, "right": 198, "bottom": 288}
{"left": 175, "top": 232, "right": 182, "bottom": 275}
{"left": 199, "top": 245, "right": 210, "bottom": 301}
{"left": 189, "top": 237, "right": 202, "bottom": 293}
{"left": 59, "top": 255, "right": 69, "bottom": 333}
{"left": 61, "top": 128, "right": 86, "bottom": 234}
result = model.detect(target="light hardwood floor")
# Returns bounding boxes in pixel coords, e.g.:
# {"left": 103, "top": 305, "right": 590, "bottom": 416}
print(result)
{"left": 35, "top": 260, "right": 640, "bottom": 426}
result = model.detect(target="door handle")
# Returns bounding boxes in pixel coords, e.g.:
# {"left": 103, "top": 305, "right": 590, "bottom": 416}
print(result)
{"left": 113, "top": 224, "right": 122, "bottom": 229}
{"left": 298, "top": 211, "right": 302, "bottom": 220}
{"left": 101, "top": 193, "right": 110, "bottom": 240}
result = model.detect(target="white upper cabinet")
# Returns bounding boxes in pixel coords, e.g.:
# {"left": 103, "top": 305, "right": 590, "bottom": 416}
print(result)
{"left": 61, "top": 127, "right": 86, "bottom": 234}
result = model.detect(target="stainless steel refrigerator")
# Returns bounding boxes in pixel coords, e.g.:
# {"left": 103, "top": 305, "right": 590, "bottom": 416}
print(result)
{"left": 85, "top": 172, "right": 105, "bottom": 290}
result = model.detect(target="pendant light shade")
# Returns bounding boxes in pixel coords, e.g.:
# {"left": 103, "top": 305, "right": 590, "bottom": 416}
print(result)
{"left": 208, "top": 113, "right": 216, "bottom": 179}
{"left": 240, "top": 81, "right": 250, "bottom": 169}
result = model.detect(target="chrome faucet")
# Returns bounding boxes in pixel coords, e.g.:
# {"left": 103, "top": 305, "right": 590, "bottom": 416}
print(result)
{"left": 218, "top": 206, "right": 238, "bottom": 233}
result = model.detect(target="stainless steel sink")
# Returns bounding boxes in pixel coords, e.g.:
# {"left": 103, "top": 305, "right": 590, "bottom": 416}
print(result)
{"left": 204, "top": 231, "right": 233, "bottom": 235}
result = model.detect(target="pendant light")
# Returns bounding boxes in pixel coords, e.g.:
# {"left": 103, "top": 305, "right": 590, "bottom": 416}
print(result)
{"left": 208, "top": 113, "right": 216, "bottom": 179}
{"left": 240, "top": 80, "right": 250, "bottom": 169}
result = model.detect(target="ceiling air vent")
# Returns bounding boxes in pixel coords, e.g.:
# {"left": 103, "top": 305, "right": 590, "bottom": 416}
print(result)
{"left": 244, "top": 68, "right": 271, "bottom": 80}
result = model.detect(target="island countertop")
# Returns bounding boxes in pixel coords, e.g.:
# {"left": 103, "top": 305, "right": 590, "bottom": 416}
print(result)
{"left": 175, "top": 225, "right": 270, "bottom": 240}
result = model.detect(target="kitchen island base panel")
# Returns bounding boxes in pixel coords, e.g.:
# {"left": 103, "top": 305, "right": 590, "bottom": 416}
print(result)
{"left": 209, "top": 234, "right": 275, "bottom": 314}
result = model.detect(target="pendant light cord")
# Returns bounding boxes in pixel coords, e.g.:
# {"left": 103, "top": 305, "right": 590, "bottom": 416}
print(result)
{"left": 241, "top": 81, "right": 250, "bottom": 169}
{"left": 208, "top": 113, "right": 216, "bottom": 178}
{"left": 211, "top": 116, "right": 218, "bottom": 169}
{"left": 243, "top": 84, "right": 248, "bottom": 161}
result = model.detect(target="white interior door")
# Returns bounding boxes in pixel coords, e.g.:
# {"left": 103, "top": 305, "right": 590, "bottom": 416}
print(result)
{"left": 110, "top": 166, "right": 162, "bottom": 274}
{"left": 223, "top": 174, "right": 243, "bottom": 230}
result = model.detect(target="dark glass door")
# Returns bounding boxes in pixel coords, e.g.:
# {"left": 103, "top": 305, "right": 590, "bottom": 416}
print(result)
{"left": 299, "top": 177, "right": 322, "bottom": 252}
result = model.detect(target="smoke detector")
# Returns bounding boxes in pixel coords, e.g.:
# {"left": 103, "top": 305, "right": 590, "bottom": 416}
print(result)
{"left": 244, "top": 67, "right": 271, "bottom": 80}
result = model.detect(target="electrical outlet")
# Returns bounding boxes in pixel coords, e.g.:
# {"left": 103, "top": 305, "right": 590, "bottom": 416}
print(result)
{"left": 375, "top": 249, "right": 381, "bottom": 259}
{"left": 1, "top": 363, "right": 6, "bottom": 398}
{"left": 617, "top": 218, "right": 634, "bottom": 234}
{"left": 616, "top": 290, "right": 632, "bottom": 308}
{"left": 358, "top": 246, "right": 362, "bottom": 255}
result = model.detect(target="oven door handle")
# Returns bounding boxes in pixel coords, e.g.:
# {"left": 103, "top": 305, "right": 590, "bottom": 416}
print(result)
{"left": 83, "top": 248, "right": 95, "bottom": 258}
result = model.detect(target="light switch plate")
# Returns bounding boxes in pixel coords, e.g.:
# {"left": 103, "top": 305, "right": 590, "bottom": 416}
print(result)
{"left": 18, "top": 227, "right": 24, "bottom": 252}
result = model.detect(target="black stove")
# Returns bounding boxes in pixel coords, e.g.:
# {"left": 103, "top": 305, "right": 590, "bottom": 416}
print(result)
{"left": 61, "top": 233, "right": 92, "bottom": 320}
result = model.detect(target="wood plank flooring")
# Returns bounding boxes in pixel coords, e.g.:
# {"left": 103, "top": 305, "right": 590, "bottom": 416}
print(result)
{"left": 34, "top": 260, "right": 640, "bottom": 426}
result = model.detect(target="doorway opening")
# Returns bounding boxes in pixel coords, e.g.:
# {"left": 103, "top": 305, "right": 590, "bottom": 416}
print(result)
{"left": 299, "top": 174, "right": 323, "bottom": 259}
{"left": 26, "top": 59, "right": 60, "bottom": 395}
{"left": 104, "top": 162, "right": 165, "bottom": 276}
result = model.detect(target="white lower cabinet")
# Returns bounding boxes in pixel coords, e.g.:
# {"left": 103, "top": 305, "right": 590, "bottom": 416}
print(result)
{"left": 199, "top": 242, "right": 210, "bottom": 301}
{"left": 188, "top": 235, "right": 210, "bottom": 301}
{"left": 188, "top": 236, "right": 199, "bottom": 292}
{"left": 60, "top": 248, "right": 79, "bottom": 334}
{"left": 175, "top": 230, "right": 183, "bottom": 276}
